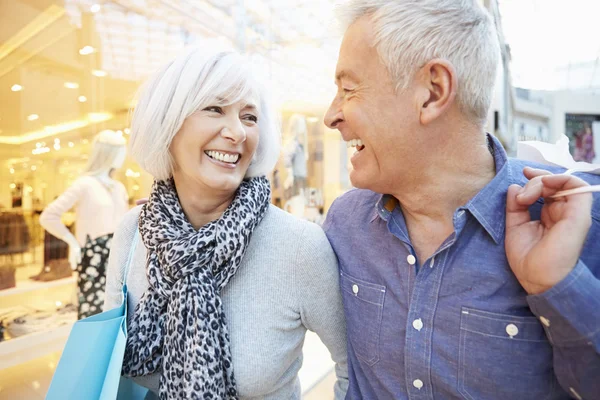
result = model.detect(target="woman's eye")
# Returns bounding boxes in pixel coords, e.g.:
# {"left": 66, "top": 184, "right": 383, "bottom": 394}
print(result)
{"left": 243, "top": 114, "right": 258, "bottom": 123}
{"left": 203, "top": 106, "right": 223, "bottom": 113}
{"left": 342, "top": 88, "right": 353, "bottom": 94}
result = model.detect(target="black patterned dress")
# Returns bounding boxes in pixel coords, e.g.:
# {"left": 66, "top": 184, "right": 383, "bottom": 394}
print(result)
{"left": 77, "top": 233, "right": 113, "bottom": 319}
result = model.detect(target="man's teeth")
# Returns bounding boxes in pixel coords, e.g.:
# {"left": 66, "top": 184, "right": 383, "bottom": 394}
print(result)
{"left": 206, "top": 151, "right": 239, "bottom": 164}
{"left": 346, "top": 139, "right": 364, "bottom": 148}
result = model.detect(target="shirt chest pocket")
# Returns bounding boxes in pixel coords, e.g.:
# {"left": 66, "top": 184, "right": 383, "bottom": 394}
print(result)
{"left": 458, "top": 307, "right": 557, "bottom": 400}
{"left": 340, "top": 271, "right": 386, "bottom": 366}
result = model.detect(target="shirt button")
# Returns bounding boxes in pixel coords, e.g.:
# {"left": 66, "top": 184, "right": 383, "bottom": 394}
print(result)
{"left": 407, "top": 254, "right": 416, "bottom": 265}
{"left": 352, "top": 284, "right": 359, "bottom": 295}
{"left": 412, "top": 318, "right": 424, "bottom": 331}
{"left": 540, "top": 316, "right": 550, "bottom": 327}
{"left": 413, "top": 379, "right": 423, "bottom": 390}
{"left": 506, "top": 323, "right": 519, "bottom": 338}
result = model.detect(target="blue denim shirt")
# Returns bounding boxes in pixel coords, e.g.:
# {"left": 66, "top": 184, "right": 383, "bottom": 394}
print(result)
{"left": 323, "top": 135, "right": 600, "bottom": 400}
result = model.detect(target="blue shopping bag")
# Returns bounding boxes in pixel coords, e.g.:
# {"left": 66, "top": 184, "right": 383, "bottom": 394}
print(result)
{"left": 46, "top": 233, "right": 148, "bottom": 400}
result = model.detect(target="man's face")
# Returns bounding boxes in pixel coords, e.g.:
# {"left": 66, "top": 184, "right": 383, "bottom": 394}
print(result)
{"left": 324, "top": 17, "right": 422, "bottom": 193}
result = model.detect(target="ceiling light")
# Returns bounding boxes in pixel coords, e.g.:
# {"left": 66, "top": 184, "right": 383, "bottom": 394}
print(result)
{"left": 10, "top": 183, "right": 16, "bottom": 189}
{"left": 91, "top": 69, "right": 107, "bottom": 77}
{"left": 64, "top": 82, "right": 79, "bottom": 89}
{"left": 68, "top": 142, "right": 74, "bottom": 147}
{"left": 11, "top": 84, "right": 23, "bottom": 92}
{"left": 9, "top": 168, "right": 14, "bottom": 174}
{"left": 31, "top": 165, "right": 36, "bottom": 171}
{"left": 54, "top": 143, "right": 61, "bottom": 150}
{"left": 78, "top": 95, "right": 87, "bottom": 102}
{"left": 79, "top": 46, "right": 95, "bottom": 55}
{"left": 116, "top": 130, "right": 123, "bottom": 136}
{"left": 27, "top": 114, "right": 39, "bottom": 121}
{"left": 90, "top": 4, "right": 101, "bottom": 13}
{"left": 124, "top": 128, "right": 131, "bottom": 135}
{"left": 32, "top": 147, "right": 50, "bottom": 155}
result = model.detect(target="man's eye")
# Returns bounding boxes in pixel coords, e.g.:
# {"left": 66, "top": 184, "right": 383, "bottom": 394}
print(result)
{"left": 203, "top": 106, "right": 223, "bottom": 113}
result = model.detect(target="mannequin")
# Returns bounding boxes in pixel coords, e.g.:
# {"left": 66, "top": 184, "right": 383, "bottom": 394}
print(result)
{"left": 39, "top": 130, "right": 129, "bottom": 318}
{"left": 283, "top": 114, "right": 309, "bottom": 198}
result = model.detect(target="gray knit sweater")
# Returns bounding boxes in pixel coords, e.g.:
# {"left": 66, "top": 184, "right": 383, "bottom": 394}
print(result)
{"left": 104, "top": 205, "right": 348, "bottom": 399}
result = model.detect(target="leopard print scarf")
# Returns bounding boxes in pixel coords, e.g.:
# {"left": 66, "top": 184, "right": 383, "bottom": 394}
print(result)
{"left": 122, "top": 176, "right": 271, "bottom": 400}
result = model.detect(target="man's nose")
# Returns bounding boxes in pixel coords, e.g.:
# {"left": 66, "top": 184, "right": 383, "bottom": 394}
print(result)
{"left": 324, "top": 96, "right": 343, "bottom": 129}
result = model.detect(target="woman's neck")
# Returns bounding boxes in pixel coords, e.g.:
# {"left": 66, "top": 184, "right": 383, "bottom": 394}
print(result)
{"left": 172, "top": 175, "right": 236, "bottom": 230}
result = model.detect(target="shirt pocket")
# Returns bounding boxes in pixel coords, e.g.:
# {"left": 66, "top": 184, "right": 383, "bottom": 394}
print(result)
{"left": 340, "top": 270, "right": 386, "bottom": 366}
{"left": 458, "top": 307, "right": 556, "bottom": 400}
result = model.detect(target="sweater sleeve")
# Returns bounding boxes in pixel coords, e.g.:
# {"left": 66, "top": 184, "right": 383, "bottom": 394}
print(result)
{"left": 104, "top": 206, "right": 142, "bottom": 311}
{"left": 39, "top": 178, "right": 86, "bottom": 244}
{"left": 295, "top": 222, "right": 349, "bottom": 399}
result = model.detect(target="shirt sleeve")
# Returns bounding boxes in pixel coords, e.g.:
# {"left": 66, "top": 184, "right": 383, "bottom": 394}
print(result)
{"left": 39, "top": 179, "right": 85, "bottom": 245}
{"left": 294, "top": 222, "right": 349, "bottom": 400}
{"left": 527, "top": 260, "right": 600, "bottom": 399}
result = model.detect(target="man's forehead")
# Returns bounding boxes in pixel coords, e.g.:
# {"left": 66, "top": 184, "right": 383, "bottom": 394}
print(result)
{"left": 335, "top": 18, "right": 377, "bottom": 82}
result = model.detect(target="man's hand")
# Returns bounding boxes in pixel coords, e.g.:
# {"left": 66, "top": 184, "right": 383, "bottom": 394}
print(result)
{"left": 505, "top": 167, "right": 593, "bottom": 295}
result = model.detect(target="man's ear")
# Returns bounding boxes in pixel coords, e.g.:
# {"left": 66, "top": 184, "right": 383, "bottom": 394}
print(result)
{"left": 416, "top": 59, "right": 458, "bottom": 125}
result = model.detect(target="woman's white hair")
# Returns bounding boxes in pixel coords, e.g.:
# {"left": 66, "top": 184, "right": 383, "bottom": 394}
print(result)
{"left": 338, "top": 0, "right": 501, "bottom": 123}
{"left": 129, "top": 43, "right": 280, "bottom": 181}
{"left": 84, "top": 130, "right": 126, "bottom": 175}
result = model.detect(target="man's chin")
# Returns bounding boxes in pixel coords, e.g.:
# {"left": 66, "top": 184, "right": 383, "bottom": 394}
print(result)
{"left": 349, "top": 170, "right": 372, "bottom": 190}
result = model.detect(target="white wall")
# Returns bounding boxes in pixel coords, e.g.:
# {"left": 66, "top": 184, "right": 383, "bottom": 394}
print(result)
{"left": 513, "top": 116, "right": 549, "bottom": 142}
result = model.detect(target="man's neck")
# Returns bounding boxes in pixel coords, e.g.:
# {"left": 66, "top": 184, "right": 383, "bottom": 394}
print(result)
{"left": 392, "top": 131, "right": 495, "bottom": 221}
{"left": 172, "top": 174, "right": 235, "bottom": 230}
{"left": 387, "top": 129, "right": 496, "bottom": 262}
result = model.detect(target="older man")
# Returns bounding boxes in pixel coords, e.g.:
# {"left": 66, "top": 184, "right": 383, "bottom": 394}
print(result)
{"left": 323, "top": 1, "right": 600, "bottom": 399}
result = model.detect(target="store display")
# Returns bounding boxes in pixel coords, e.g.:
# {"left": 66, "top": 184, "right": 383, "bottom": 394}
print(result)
{"left": 0, "top": 211, "right": 31, "bottom": 255}
{"left": 0, "top": 266, "right": 16, "bottom": 290}
{"left": 0, "top": 304, "right": 76, "bottom": 341}
{"left": 7, "top": 305, "right": 76, "bottom": 338}
{"left": 43, "top": 228, "right": 71, "bottom": 265}
{"left": 77, "top": 233, "right": 113, "bottom": 319}
{"left": 30, "top": 259, "right": 72, "bottom": 282}
{"left": 283, "top": 114, "right": 309, "bottom": 198}
{"left": 39, "top": 130, "right": 129, "bottom": 271}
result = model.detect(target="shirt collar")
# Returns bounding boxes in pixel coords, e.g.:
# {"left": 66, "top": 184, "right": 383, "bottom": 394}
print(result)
{"left": 373, "top": 134, "right": 512, "bottom": 244}
{"left": 463, "top": 134, "right": 511, "bottom": 244}
{"left": 373, "top": 194, "right": 398, "bottom": 222}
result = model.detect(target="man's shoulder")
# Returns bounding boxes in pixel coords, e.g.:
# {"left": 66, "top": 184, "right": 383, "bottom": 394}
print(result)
{"left": 325, "top": 189, "right": 381, "bottom": 230}
{"left": 330, "top": 188, "right": 380, "bottom": 212}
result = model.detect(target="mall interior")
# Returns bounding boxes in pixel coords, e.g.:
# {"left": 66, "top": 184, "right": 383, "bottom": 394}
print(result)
{"left": 0, "top": 0, "right": 599, "bottom": 398}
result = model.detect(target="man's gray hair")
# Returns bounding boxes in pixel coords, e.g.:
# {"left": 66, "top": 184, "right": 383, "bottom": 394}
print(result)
{"left": 129, "top": 44, "right": 280, "bottom": 181}
{"left": 338, "top": 0, "right": 501, "bottom": 123}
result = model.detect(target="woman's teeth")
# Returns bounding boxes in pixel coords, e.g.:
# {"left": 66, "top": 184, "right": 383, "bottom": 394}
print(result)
{"left": 206, "top": 151, "right": 239, "bottom": 164}
{"left": 346, "top": 139, "right": 364, "bottom": 149}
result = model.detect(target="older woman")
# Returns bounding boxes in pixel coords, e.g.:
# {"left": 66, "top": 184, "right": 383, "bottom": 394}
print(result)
{"left": 103, "top": 43, "right": 348, "bottom": 400}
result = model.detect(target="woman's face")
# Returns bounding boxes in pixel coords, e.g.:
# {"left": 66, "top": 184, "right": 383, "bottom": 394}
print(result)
{"left": 170, "top": 99, "right": 260, "bottom": 194}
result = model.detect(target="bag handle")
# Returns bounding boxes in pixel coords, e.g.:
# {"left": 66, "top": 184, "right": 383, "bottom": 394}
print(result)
{"left": 121, "top": 227, "right": 140, "bottom": 289}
